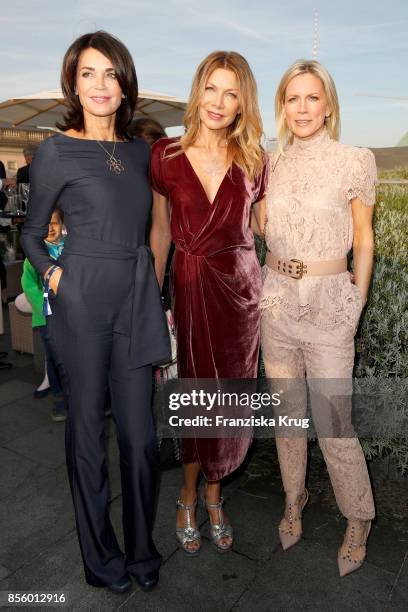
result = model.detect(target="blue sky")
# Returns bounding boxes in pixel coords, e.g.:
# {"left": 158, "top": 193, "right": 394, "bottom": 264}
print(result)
{"left": 1, "top": 0, "right": 407, "bottom": 146}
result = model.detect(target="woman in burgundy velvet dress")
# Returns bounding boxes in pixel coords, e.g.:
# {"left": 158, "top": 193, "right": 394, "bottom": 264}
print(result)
{"left": 150, "top": 51, "right": 268, "bottom": 555}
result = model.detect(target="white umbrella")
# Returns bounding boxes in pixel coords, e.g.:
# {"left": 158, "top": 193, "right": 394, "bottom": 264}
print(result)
{"left": 0, "top": 88, "right": 186, "bottom": 129}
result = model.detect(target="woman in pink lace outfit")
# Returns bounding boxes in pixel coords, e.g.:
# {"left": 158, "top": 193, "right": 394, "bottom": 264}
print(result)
{"left": 261, "top": 60, "right": 376, "bottom": 577}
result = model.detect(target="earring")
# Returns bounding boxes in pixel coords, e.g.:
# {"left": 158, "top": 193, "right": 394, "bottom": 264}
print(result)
{"left": 122, "top": 93, "right": 126, "bottom": 99}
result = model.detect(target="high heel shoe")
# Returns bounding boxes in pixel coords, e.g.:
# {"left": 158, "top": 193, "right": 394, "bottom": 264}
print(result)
{"left": 279, "top": 488, "right": 309, "bottom": 551}
{"left": 337, "top": 519, "right": 371, "bottom": 577}
{"left": 200, "top": 487, "right": 233, "bottom": 553}
{"left": 176, "top": 498, "right": 202, "bottom": 556}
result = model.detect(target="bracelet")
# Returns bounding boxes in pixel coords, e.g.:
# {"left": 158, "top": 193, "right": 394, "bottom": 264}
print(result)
{"left": 44, "top": 265, "right": 60, "bottom": 284}
{"left": 42, "top": 265, "right": 61, "bottom": 317}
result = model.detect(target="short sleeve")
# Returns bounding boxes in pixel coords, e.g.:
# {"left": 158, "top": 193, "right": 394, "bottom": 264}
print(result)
{"left": 253, "top": 154, "right": 270, "bottom": 204}
{"left": 150, "top": 139, "right": 170, "bottom": 197}
{"left": 347, "top": 147, "right": 377, "bottom": 207}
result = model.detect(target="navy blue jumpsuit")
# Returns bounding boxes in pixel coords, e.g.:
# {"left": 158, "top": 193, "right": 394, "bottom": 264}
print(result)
{"left": 21, "top": 133, "right": 170, "bottom": 586}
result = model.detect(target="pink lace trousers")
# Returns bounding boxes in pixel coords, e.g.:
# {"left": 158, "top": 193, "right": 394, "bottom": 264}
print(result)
{"left": 261, "top": 308, "right": 375, "bottom": 521}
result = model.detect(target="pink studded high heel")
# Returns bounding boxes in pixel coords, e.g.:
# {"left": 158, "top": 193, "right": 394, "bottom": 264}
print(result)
{"left": 337, "top": 519, "right": 371, "bottom": 577}
{"left": 279, "top": 489, "right": 309, "bottom": 551}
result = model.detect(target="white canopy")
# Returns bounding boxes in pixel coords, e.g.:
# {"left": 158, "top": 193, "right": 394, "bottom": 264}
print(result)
{"left": 0, "top": 88, "right": 186, "bottom": 129}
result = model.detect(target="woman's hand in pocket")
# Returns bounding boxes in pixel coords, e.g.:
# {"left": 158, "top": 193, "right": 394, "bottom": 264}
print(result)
{"left": 49, "top": 268, "right": 63, "bottom": 295}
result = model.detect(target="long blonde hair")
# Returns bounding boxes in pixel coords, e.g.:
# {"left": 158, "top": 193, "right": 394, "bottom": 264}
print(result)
{"left": 275, "top": 59, "right": 340, "bottom": 152}
{"left": 167, "top": 51, "right": 264, "bottom": 181}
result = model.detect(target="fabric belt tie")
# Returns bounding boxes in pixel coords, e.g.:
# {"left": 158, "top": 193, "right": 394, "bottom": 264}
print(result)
{"left": 63, "top": 235, "right": 171, "bottom": 369}
{"left": 174, "top": 244, "right": 250, "bottom": 257}
{"left": 265, "top": 252, "right": 347, "bottom": 279}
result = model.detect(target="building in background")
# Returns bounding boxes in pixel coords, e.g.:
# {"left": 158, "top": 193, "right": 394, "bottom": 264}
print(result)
{"left": 0, "top": 127, "right": 58, "bottom": 177}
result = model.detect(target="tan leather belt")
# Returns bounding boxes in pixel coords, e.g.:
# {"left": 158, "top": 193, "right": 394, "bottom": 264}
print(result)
{"left": 265, "top": 252, "right": 347, "bottom": 279}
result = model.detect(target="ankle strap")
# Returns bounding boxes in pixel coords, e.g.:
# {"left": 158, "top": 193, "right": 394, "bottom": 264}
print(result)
{"left": 176, "top": 498, "right": 197, "bottom": 511}
{"left": 204, "top": 497, "right": 224, "bottom": 509}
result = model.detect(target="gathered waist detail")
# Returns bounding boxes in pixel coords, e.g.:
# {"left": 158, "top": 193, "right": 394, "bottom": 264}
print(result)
{"left": 63, "top": 235, "right": 171, "bottom": 369}
{"left": 175, "top": 243, "right": 254, "bottom": 258}
{"left": 261, "top": 264, "right": 363, "bottom": 330}
{"left": 64, "top": 235, "right": 149, "bottom": 260}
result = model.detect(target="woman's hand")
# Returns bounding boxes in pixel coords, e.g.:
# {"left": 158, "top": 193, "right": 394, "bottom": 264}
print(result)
{"left": 49, "top": 268, "right": 63, "bottom": 295}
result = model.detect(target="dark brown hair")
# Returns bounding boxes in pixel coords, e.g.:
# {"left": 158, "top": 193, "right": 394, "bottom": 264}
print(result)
{"left": 128, "top": 117, "right": 166, "bottom": 146}
{"left": 57, "top": 31, "right": 138, "bottom": 140}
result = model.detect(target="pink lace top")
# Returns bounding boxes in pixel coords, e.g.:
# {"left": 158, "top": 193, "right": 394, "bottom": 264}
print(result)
{"left": 261, "top": 127, "right": 377, "bottom": 329}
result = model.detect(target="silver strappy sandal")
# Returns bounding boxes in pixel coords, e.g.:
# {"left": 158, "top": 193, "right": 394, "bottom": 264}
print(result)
{"left": 201, "top": 490, "right": 233, "bottom": 553}
{"left": 176, "top": 498, "right": 202, "bottom": 556}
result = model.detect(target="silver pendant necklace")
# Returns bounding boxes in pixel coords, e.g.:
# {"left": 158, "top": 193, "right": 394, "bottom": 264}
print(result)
{"left": 202, "top": 158, "right": 226, "bottom": 178}
{"left": 200, "top": 141, "right": 228, "bottom": 178}
{"left": 96, "top": 139, "right": 125, "bottom": 174}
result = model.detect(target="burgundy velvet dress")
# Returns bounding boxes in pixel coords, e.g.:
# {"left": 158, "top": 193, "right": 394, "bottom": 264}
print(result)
{"left": 150, "top": 137, "right": 269, "bottom": 480}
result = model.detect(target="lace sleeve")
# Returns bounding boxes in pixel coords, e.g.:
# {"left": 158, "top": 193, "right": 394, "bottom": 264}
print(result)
{"left": 347, "top": 147, "right": 377, "bottom": 207}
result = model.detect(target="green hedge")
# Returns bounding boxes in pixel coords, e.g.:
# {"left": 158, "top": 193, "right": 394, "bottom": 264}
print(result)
{"left": 355, "top": 182, "right": 408, "bottom": 473}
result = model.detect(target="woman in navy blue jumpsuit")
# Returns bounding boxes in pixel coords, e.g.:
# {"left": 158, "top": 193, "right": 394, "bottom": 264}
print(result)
{"left": 21, "top": 31, "right": 170, "bottom": 593}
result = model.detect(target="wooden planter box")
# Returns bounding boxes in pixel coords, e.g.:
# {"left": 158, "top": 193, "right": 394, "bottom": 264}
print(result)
{"left": 8, "top": 301, "right": 33, "bottom": 354}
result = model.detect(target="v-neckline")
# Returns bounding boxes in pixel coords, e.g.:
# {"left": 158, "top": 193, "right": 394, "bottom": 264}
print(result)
{"left": 183, "top": 150, "right": 232, "bottom": 206}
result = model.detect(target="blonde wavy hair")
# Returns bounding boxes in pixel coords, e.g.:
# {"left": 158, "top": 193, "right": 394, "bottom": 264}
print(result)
{"left": 275, "top": 59, "right": 340, "bottom": 152}
{"left": 166, "top": 50, "right": 264, "bottom": 181}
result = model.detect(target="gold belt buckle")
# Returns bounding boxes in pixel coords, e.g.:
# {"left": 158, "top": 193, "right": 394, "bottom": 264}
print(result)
{"left": 289, "top": 258, "right": 306, "bottom": 279}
